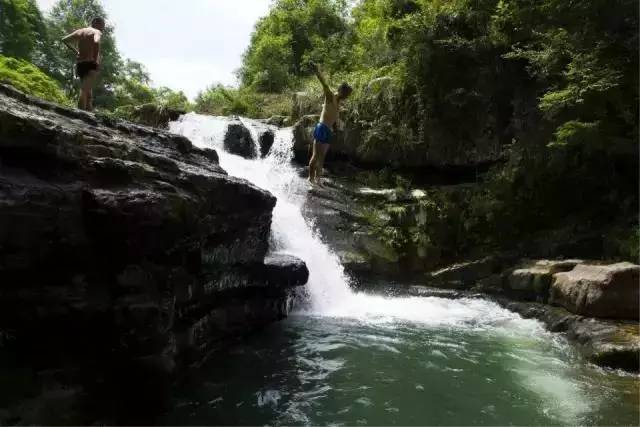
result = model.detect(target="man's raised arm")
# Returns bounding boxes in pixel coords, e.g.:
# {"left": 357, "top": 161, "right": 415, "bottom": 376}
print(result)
{"left": 311, "top": 62, "right": 333, "bottom": 97}
{"left": 61, "top": 31, "right": 79, "bottom": 56}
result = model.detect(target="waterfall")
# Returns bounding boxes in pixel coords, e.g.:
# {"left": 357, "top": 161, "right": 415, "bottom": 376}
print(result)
{"left": 169, "top": 114, "right": 539, "bottom": 328}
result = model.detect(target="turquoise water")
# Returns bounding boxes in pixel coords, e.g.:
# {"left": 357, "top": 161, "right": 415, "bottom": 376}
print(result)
{"left": 164, "top": 312, "right": 639, "bottom": 426}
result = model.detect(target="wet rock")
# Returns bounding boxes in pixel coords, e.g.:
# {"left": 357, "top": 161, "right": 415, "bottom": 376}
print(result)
{"left": 114, "top": 103, "right": 185, "bottom": 129}
{"left": 259, "top": 129, "right": 275, "bottom": 158}
{"left": 428, "top": 257, "right": 502, "bottom": 289}
{"left": 549, "top": 262, "right": 639, "bottom": 320}
{"left": 500, "top": 299, "right": 640, "bottom": 372}
{"left": 506, "top": 259, "right": 583, "bottom": 302}
{"left": 224, "top": 120, "right": 257, "bottom": 158}
{"left": 258, "top": 254, "right": 309, "bottom": 288}
{"left": 0, "top": 84, "right": 308, "bottom": 424}
{"left": 292, "top": 114, "right": 318, "bottom": 164}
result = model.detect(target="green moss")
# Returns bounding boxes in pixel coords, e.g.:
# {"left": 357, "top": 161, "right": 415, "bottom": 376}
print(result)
{"left": 0, "top": 55, "right": 70, "bottom": 105}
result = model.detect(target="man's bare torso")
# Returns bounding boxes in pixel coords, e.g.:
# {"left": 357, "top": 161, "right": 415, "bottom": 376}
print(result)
{"left": 75, "top": 27, "right": 102, "bottom": 63}
{"left": 320, "top": 93, "right": 339, "bottom": 128}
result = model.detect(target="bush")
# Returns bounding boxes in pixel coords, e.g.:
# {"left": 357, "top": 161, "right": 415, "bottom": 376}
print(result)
{"left": 0, "top": 55, "right": 69, "bottom": 104}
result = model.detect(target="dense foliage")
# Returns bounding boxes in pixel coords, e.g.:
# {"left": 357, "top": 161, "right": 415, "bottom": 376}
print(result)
{"left": 239, "top": 0, "right": 638, "bottom": 262}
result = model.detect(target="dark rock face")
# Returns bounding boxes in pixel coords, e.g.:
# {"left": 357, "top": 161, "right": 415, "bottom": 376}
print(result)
{"left": 224, "top": 120, "right": 257, "bottom": 159}
{"left": 259, "top": 129, "right": 275, "bottom": 158}
{"left": 428, "top": 257, "right": 503, "bottom": 289}
{"left": 0, "top": 84, "right": 308, "bottom": 424}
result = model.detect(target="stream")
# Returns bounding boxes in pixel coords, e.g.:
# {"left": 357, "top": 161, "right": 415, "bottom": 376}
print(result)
{"left": 166, "top": 114, "right": 639, "bottom": 425}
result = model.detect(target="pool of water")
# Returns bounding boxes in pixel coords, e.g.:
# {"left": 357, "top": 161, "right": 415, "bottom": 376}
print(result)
{"left": 164, "top": 310, "right": 638, "bottom": 426}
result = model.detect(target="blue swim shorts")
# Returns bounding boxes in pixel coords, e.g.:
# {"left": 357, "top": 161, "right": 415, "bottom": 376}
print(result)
{"left": 313, "top": 122, "right": 332, "bottom": 144}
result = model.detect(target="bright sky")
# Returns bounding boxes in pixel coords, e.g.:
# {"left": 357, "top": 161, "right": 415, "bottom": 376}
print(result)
{"left": 36, "top": 0, "right": 272, "bottom": 99}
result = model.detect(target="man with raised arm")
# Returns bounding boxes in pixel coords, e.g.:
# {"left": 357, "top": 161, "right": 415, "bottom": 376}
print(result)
{"left": 308, "top": 62, "right": 353, "bottom": 184}
{"left": 61, "top": 17, "right": 106, "bottom": 111}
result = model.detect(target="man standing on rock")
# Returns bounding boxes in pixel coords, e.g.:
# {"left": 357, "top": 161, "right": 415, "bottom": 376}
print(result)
{"left": 308, "top": 62, "right": 352, "bottom": 184}
{"left": 61, "top": 17, "right": 106, "bottom": 111}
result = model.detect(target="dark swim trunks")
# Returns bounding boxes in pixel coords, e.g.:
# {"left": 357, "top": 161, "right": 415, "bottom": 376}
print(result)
{"left": 76, "top": 61, "right": 98, "bottom": 79}
{"left": 313, "top": 122, "right": 332, "bottom": 144}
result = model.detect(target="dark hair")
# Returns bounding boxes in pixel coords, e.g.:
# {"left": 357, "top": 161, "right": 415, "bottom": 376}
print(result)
{"left": 91, "top": 17, "right": 105, "bottom": 28}
{"left": 338, "top": 82, "right": 353, "bottom": 96}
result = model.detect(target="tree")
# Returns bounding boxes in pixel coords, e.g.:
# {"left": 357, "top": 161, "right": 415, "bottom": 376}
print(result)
{"left": 155, "top": 87, "right": 191, "bottom": 111}
{"left": 239, "top": 0, "right": 350, "bottom": 92}
{"left": 0, "top": 0, "right": 53, "bottom": 68}
{"left": 46, "top": 0, "right": 122, "bottom": 108}
{"left": 112, "top": 59, "right": 155, "bottom": 106}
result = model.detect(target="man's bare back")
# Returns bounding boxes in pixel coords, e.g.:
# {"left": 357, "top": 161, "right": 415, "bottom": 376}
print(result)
{"left": 62, "top": 17, "right": 105, "bottom": 111}
{"left": 74, "top": 27, "right": 102, "bottom": 64}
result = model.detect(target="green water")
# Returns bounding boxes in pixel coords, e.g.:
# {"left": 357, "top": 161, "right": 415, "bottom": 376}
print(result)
{"left": 164, "top": 308, "right": 639, "bottom": 426}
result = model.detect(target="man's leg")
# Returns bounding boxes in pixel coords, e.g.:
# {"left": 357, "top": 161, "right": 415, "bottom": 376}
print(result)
{"left": 316, "top": 143, "right": 330, "bottom": 183}
{"left": 308, "top": 140, "right": 319, "bottom": 183}
{"left": 78, "top": 78, "right": 87, "bottom": 110}
{"left": 83, "top": 71, "right": 98, "bottom": 111}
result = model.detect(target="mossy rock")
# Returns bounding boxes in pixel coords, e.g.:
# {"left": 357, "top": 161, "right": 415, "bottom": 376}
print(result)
{"left": 0, "top": 56, "right": 69, "bottom": 105}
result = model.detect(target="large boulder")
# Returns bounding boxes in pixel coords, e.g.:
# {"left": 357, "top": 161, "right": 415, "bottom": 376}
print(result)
{"left": 549, "top": 262, "right": 639, "bottom": 320}
{"left": 506, "top": 259, "right": 583, "bottom": 302}
{"left": 292, "top": 114, "right": 318, "bottom": 163}
{"left": 259, "top": 129, "right": 275, "bottom": 158}
{"left": 224, "top": 120, "right": 257, "bottom": 158}
{"left": 0, "top": 84, "right": 308, "bottom": 424}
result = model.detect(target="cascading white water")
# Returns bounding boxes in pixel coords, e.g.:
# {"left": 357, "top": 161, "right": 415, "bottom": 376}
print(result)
{"left": 169, "top": 114, "right": 540, "bottom": 328}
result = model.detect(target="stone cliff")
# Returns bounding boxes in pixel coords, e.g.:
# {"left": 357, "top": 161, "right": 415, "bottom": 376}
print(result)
{"left": 0, "top": 84, "right": 308, "bottom": 424}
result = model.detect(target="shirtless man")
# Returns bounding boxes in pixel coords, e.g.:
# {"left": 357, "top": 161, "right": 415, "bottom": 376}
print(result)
{"left": 61, "top": 17, "right": 105, "bottom": 111}
{"left": 308, "top": 62, "right": 352, "bottom": 184}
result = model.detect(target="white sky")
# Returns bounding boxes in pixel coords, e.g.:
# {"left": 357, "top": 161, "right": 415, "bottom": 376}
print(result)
{"left": 37, "top": 0, "right": 272, "bottom": 98}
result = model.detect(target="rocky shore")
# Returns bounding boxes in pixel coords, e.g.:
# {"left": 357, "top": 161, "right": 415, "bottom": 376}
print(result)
{"left": 0, "top": 84, "right": 308, "bottom": 424}
{"left": 429, "top": 258, "right": 639, "bottom": 372}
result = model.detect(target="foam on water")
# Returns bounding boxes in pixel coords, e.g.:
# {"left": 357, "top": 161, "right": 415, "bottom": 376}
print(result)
{"left": 169, "top": 113, "right": 617, "bottom": 424}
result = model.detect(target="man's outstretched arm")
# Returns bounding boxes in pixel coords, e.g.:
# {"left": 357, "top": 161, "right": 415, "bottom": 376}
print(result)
{"left": 61, "top": 31, "right": 79, "bottom": 56}
{"left": 311, "top": 62, "right": 333, "bottom": 97}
